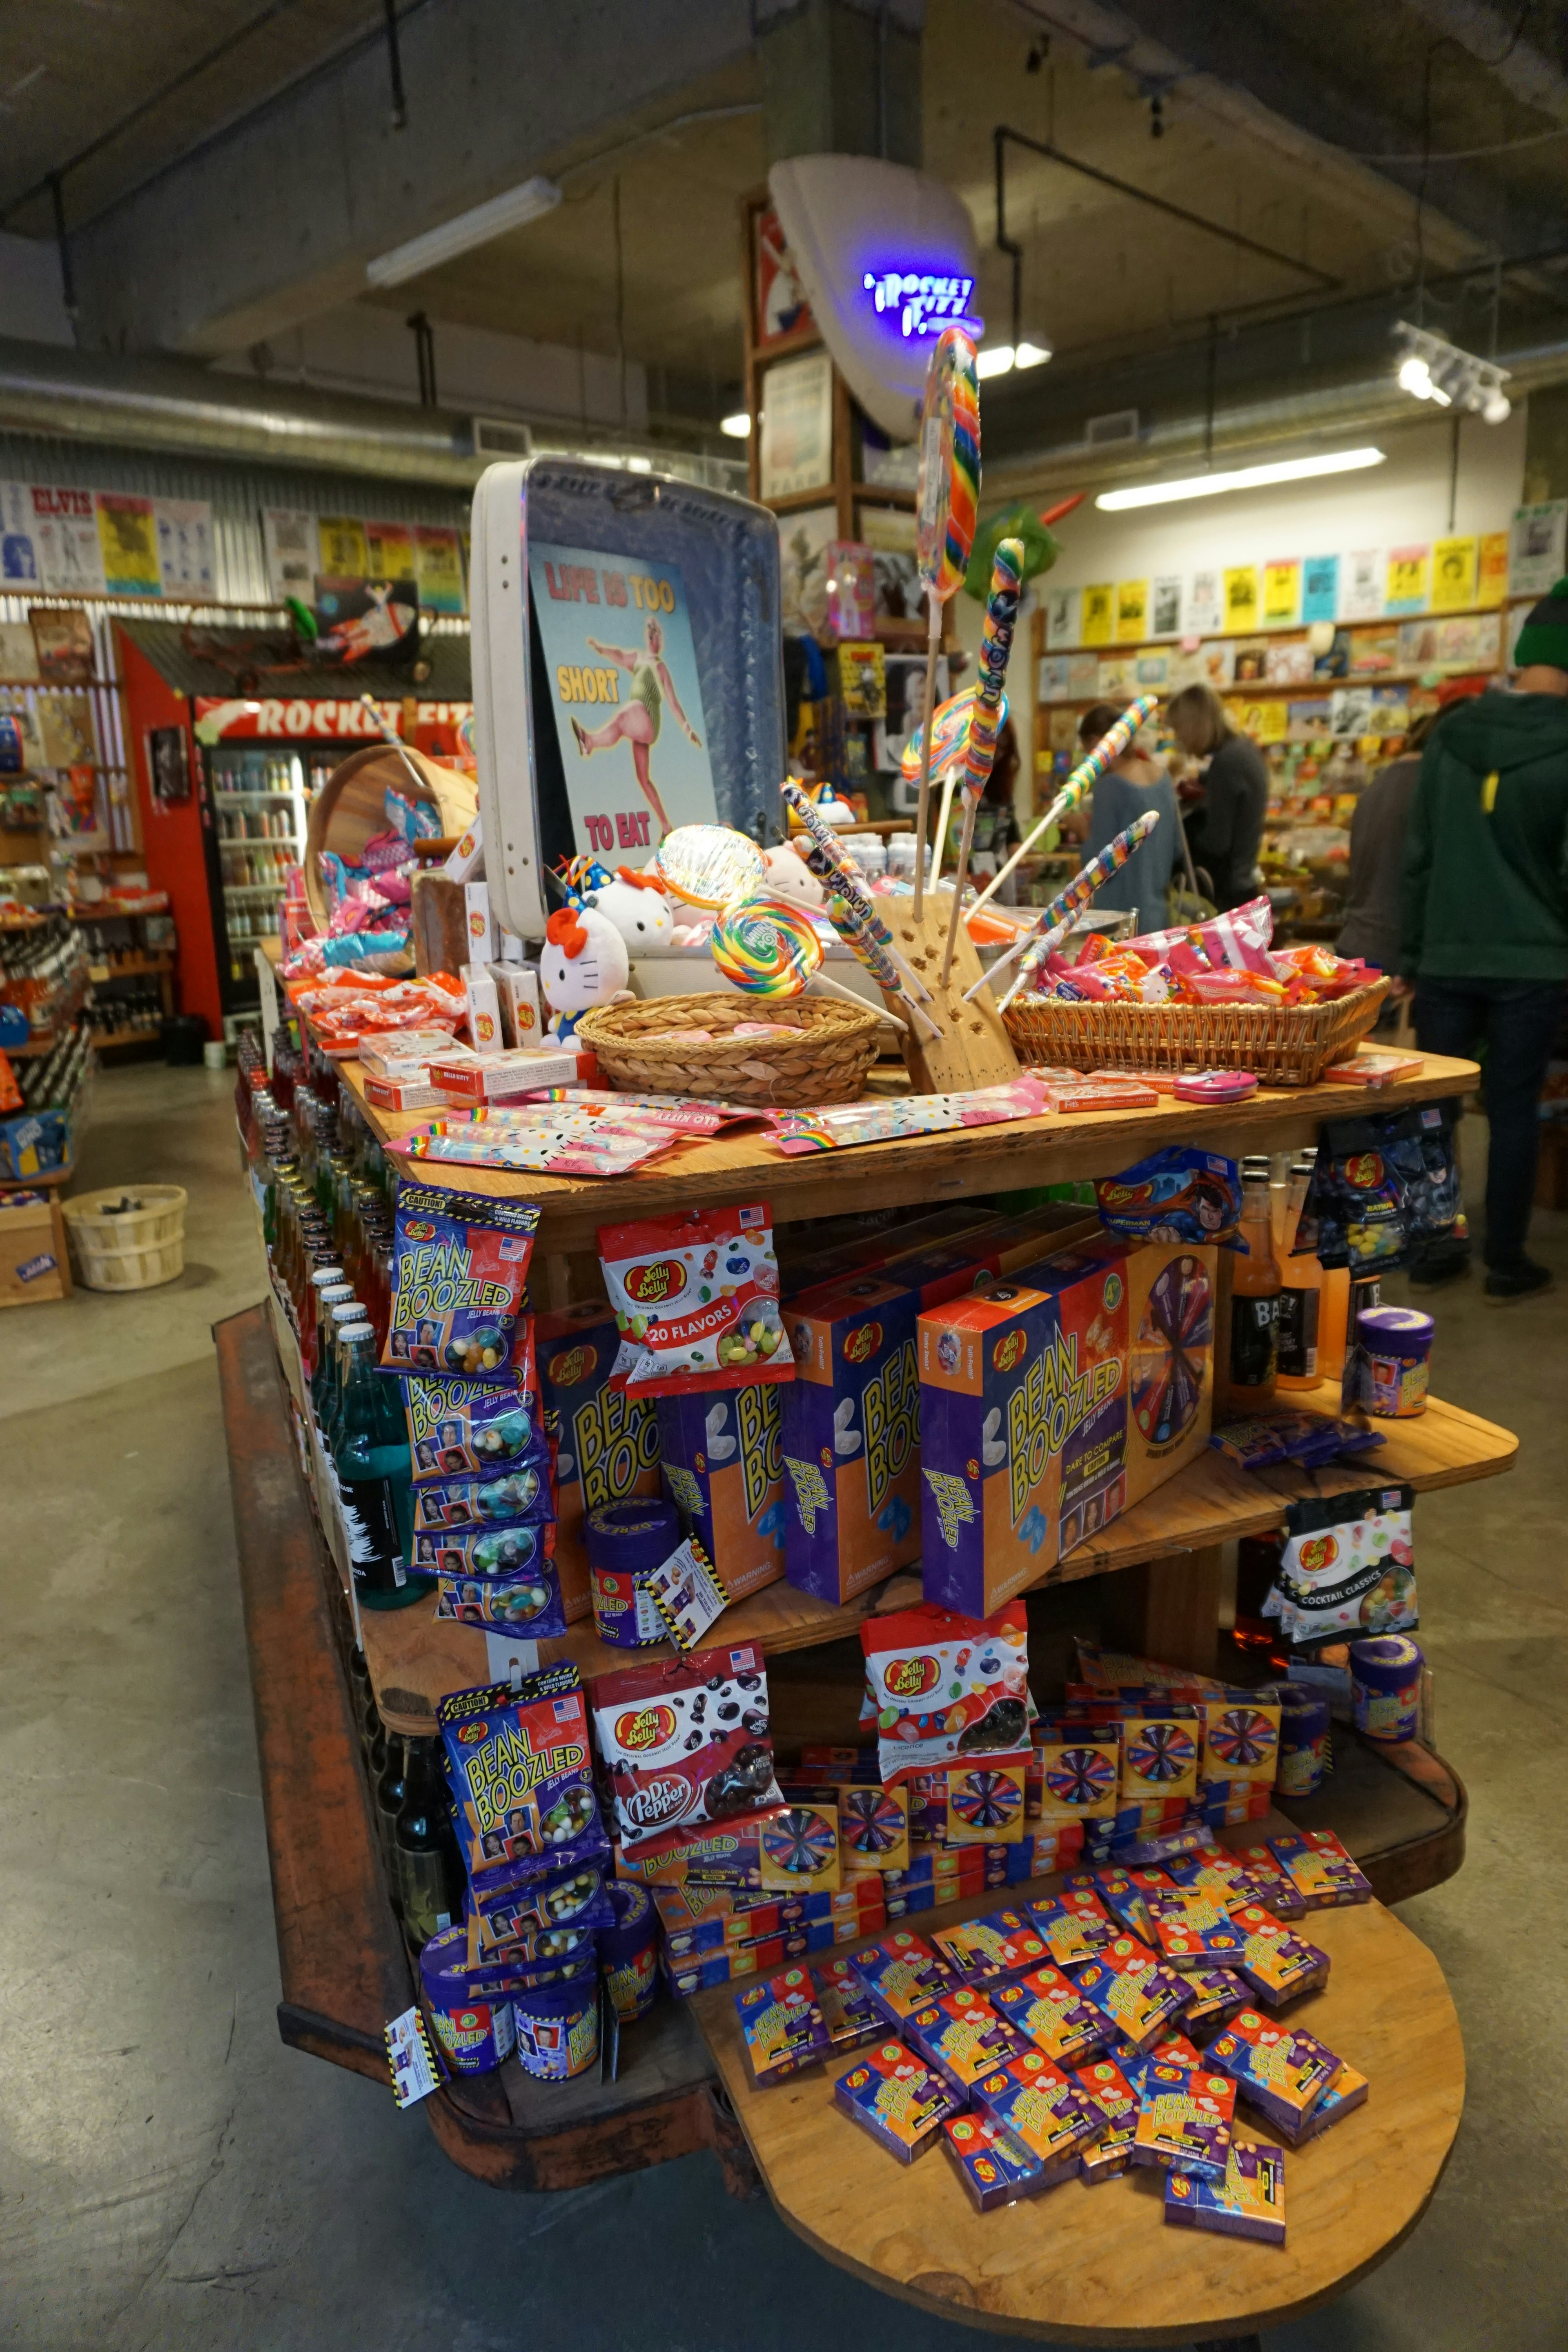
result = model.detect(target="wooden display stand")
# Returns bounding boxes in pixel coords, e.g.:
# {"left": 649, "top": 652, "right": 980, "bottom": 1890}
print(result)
{"left": 226, "top": 1038, "right": 1503, "bottom": 2334}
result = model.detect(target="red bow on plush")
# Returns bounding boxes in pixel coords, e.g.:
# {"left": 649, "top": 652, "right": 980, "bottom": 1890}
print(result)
{"left": 545, "top": 907, "right": 587, "bottom": 959}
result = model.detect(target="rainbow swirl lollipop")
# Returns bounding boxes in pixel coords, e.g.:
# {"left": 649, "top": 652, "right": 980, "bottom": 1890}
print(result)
{"left": 916, "top": 327, "right": 981, "bottom": 601}
{"left": 899, "top": 683, "right": 1009, "bottom": 785}
{"left": 655, "top": 823, "right": 766, "bottom": 910}
{"left": 710, "top": 893, "right": 824, "bottom": 996}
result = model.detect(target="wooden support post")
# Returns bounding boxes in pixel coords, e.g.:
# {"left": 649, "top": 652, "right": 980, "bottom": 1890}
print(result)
{"left": 1107, "top": 1546, "right": 1225, "bottom": 1677}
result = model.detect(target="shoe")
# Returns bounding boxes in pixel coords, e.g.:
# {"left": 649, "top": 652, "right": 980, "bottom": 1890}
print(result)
{"left": 1408, "top": 1257, "right": 1471, "bottom": 1292}
{"left": 1483, "top": 1260, "right": 1555, "bottom": 1304}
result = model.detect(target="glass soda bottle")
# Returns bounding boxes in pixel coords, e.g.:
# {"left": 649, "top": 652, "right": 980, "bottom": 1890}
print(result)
{"left": 333, "top": 1328, "right": 426, "bottom": 1610}
{"left": 394, "top": 1736, "right": 461, "bottom": 1950}
{"left": 1276, "top": 1155, "right": 1323, "bottom": 1390}
{"left": 1228, "top": 1155, "right": 1281, "bottom": 1405}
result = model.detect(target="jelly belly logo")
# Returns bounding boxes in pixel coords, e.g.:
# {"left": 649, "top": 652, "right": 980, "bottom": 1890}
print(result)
{"left": 1102, "top": 1273, "right": 1123, "bottom": 1312}
{"left": 405, "top": 1220, "right": 437, "bottom": 1241}
{"left": 456, "top": 1718, "right": 490, "bottom": 1744}
{"left": 1296, "top": 1533, "right": 1339, "bottom": 1572}
{"left": 1344, "top": 1153, "right": 1384, "bottom": 1190}
{"left": 624, "top": 1258, "right": 686, "bottom": 1306}
{"left": 1098, "top": 1181, "right": 1147, "bottom": 1210}
{"left": 884, "top": 1655, "right": 939, "bottom": 1699}
{"left": 549, "top": 1343, "right": 597, "bottom": 1390}
{"left": 614, "top": 1704, "right": 678, "bottom": 1753}
{"left": 992, "top": 1328, "right": 1028, "bottom": 1374}
{"left": 844, "top": 1320, "right": 882, "bottom": 1367}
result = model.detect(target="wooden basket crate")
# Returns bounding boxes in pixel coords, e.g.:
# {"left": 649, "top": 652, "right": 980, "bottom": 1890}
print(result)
{"left": 1002, "top": 978, "right": 1389, "bottom": 1087}
{"left": 303, "top": 744, "right": 477, "bottom": 932}
{"left": 577, "top": 992, "right": 882, "bottom": 1106}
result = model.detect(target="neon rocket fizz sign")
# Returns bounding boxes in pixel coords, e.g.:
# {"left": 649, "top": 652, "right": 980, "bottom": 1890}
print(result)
{"left": 861, "top": 267, "right": 982, "bottom": 341}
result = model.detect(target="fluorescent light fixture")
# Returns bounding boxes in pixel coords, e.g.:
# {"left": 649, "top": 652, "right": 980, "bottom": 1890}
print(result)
{"left": 976, "top": 343, "right": 1016, "bottom": 379}
{"left": 1096, "top": 446, "right": 1385, "bottom": 511}
{"left": 1014, "top": 339, "right": 1051, "bottom": 368}
{"left": 720, "top": 411, "right": 752, "bottom": 438}
{"left": 624, "top": 455, "right": 653, "bottom": 473}
{"left": 366, "top": 176, "right": 562, "bottom": 287}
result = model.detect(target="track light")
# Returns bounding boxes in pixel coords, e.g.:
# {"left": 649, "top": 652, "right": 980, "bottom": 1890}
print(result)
{"left": 720, "top": 412, "right": 752, "bottom": 438}
{"left": 1393, "top": 323, "right": 1510, "bottom": 423}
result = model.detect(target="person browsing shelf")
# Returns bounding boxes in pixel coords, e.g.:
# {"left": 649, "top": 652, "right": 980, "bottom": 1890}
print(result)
{"left": 1167, "top": 683, "right": 1268, "bottom": 911}
{"left": 1074, "top": 702, "right": 1177, "bottom": 935}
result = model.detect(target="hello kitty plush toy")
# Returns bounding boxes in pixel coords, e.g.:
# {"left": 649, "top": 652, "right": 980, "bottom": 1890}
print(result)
{"left": 760, "top": 842, "right": 825, "bottom": 910}
{"left": 583, "top": 864, "right": 676, "bottom": 953}
{"left": 541, "top": 905, "right": 630, "bottom": 1043}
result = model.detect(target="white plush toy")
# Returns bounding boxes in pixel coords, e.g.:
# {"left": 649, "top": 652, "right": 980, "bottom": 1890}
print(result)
{"left": 760, "top": 843, "right": 825, "bottom": 909}
{"left": 541, "top": 906, "right": 630, "bottom": 1042}
{"left": 584, "top": 870, "right": 676, "bottom": 951}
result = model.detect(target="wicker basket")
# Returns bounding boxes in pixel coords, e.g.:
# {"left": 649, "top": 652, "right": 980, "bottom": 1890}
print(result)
{"left": 303, "top": 744, "right": 478, "bottom": 932}
{"left": 1002, "top": 978, "right": 1389, "bottom": 1088}
{"left": 577, "top": 993, "right": 882, "bottom": 1106}
{"left": 62, "top": 1183, "right": 187, "bottom": 1291}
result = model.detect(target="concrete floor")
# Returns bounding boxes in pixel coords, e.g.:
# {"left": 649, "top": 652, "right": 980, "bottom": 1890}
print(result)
{"left": 2, "top": 1063, "right": 1565, "bottom": 2352}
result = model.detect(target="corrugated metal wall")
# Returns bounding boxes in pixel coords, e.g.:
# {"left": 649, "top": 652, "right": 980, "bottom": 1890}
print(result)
{"left": 0, "top": 431, "right": 472, "bottom": 606}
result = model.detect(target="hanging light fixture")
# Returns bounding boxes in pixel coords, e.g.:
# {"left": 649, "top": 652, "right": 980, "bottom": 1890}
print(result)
{"left": 1393, "top": 323, "right": 1511, "bottom": 423}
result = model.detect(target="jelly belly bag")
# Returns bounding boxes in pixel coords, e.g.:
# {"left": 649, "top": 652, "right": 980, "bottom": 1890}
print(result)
{"left": 439, "top": 1665, "right": 608, "bottom": 1880}
{"left": 780, "top": 1270, "right": 923, "bottom": 1606}
{"left": 597, "top": 1203, "right": 793, "bottom": 1395}
{"left": 382, "top": 1184, "right": 539, "bottom": 1374}
{"left": 538, "top": 1298, "right": 662, "bottom": 1624}
{"left": 862, "top": 1601, "right": 1031, "bottom": 1790}
{"left": 590, "top": 1644, "right": 784, "bottom": 1863}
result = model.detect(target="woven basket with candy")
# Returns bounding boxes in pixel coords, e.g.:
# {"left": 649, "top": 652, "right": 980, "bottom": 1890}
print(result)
{"left": 1002, "top": 896, "right": 1388, "bottom": 1087}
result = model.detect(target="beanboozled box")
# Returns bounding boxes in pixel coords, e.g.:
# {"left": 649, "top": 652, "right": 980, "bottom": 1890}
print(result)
{"left": 991, "top": 1964, "right": 1107, "bottom": 2069}
{"left": 846, "top": 1928, "right": 957, "bottom": 2027}
{"left": 929, "top": 1908, "right": 1047, "bottom": 1987}
{"left": 814, "top": 1956, "right": 883, "bottom": 2055}
{"left": 782, "top": 1274, "right": 922, "bottom": 1604}
{"left": 537, "top": 1300, "right": 661, "bottom": 1624}
{"left": 904, "top": 1987, "right": 1027, "bottom": 2098}
{"left": 1073, "top": 1936, "right": 1194, "bottom": 2053}
{"left": 971, "top": 2050, "right": 1105, "bottom": 2182}
{"left": 834, "top": 2038, "right": 961, "bottom": 2163}
{"left": 942, "top": 2109, "right": 1050, "bottom": 2211}
{"left": 1074, "top": 2055, "right": 1141, "bottom": 2180}
{"left": 1165, "top": 2138, "right": 1286, "bottom": 2243}
{"left": 1226, "top": 1905, "right": 1332, "bottom": 2008}
{"left": 1132, "top": 2058, "right": 1236, "bottom": 2179}
{"left": 1205, "top": 2010, "right": 1336, "bottom": 2137}
{"left": 658, "top": 1382, "right": 786, "bottom": 1601}
{"left": 735, "top": 1964, "right": 830, "bottom": 2085}
{"left": 1267, "top": 1829, "right": 1373, "bottom": 1909}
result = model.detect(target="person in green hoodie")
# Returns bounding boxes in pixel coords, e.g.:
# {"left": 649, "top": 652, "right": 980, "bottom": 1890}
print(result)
{"left": 1400, "top": 579, "right": 1568, "bottom": 1303}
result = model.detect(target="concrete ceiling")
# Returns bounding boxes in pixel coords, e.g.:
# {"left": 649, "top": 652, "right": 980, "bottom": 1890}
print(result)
{"left": 7, "top": 0, "right": 1568, "bottom": 439}
{"left": 0, "top": 0, "right": 388, "bottom": 234}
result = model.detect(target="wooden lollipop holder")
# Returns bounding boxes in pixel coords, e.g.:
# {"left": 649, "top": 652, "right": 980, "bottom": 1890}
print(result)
{"left": 880, "top": 891, "right": 1020, "bottom": 1094}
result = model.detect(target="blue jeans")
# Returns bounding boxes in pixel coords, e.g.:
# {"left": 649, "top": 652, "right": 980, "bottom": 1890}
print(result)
{"left": 1413, "top": 976, "right": 1566, "bottom": 1272}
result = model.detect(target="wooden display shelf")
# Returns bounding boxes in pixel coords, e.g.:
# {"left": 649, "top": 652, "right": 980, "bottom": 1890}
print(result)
{"left": 690, "top": 1826, "right": 1465, "bottom": 2344}
{"left": 355, "top": 1380, "right": 1512, "bottom": 1738}
{"left": 337, "top": 1051, "right": 1481, "bottom": 1257}
{"left": 0, "top": 1156, "right": 74, "bottom": 1189}
{"left": 225, "top": 1298, "right": 1468, "bottom": 2228}
{"left": 87, "top": 954, "right": 172, "bottom": 979}
{"left": 92, "top": 1026, "right": 162, "bottom": 1049}
{"left": 216, "top": 1303, "right": 753, "bottom": 2197}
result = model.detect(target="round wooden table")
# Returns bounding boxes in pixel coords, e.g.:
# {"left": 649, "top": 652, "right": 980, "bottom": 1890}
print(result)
{"left": 694, "top": 1895, "right": 1464, "bottom": 2345}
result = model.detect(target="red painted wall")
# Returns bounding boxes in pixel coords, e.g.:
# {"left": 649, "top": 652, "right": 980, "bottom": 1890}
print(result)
{"left": 118, "top": 630, "right": 224, "bottom": 1042}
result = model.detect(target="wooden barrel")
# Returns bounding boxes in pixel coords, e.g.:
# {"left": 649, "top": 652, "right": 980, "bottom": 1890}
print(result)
{"left": 303, "top": 743, "right": 478, "bottom": 932}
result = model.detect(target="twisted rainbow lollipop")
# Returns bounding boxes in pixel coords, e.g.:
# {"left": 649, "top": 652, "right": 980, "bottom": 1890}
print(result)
{"left": 969, "top": 693, "right": 1159, "bottom": 920}
{"left": 782, "top": 779, "right": 932, "bottom": 1001}
{"left": 900, "top": 682, "right": 1009, "bottom": 895}
{"left": 912, "top": 326, "right": 980, "bottom": 921}
{"left": 966, "top": 808, "right": 1165, "bottom": 1009}
{"left": 940, "top": 535, "right": 1023, "bottom": 986}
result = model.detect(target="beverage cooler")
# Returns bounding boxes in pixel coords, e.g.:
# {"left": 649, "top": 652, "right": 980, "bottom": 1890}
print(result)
{"left": 117, "top": 621, "right": 472, "bottom": 1041}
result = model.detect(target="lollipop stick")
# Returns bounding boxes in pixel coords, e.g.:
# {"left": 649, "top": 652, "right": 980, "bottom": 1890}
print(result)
{"left": 911, "top": 602, "right": 941, "bottom": 923}
{"left": 807, "top": 972, "right": 909, "bottom": 1031}
{"left": 940, "top": 789, "right": 981, "bottom": 988}
{"left": 929, "top": 766, "right": 959, "bottom": 892}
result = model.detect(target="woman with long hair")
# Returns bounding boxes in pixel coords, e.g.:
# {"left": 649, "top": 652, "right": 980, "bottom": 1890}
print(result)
{"left": 1166, "top": 682, "right": 1267, "bottom": 911}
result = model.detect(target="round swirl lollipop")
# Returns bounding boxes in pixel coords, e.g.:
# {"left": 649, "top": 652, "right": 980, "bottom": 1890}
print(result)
{"left": 912, "top": 326, "right": 981, "bottom": 919}
{"left": 654, "top": 823, "right": 766, "bottom": 910}
{"left": 710, "top": 893, "right": 822, "bottom": 996}
{"left": 899, "top": 684, "right": 1008, "bottom": 786}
